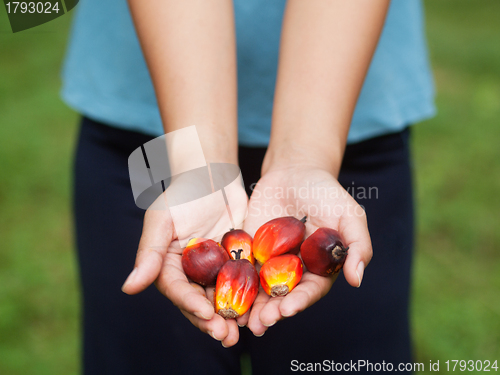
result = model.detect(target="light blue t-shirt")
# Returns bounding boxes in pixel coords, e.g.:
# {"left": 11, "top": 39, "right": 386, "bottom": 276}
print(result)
{"left": 61, "top": 0, "right": 435, "bottom": 146}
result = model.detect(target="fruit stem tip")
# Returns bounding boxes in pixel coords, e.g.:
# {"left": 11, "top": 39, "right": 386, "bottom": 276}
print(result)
{"left": 230, "top": 249, "right": 244, "bottom": 260}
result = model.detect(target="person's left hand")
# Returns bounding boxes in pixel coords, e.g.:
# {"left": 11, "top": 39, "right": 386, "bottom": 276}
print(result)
{"left": 236, "top": 166, "right": 373, "bottom": 336}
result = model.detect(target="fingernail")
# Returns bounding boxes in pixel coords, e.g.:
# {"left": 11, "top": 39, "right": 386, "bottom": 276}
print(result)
{"left": 254, "top": 331, "right": 265, "bottom": 337}
{"left": 208, "top": 331, "right": 221, "bottom": 341}
{"left": 237, "top": 323, "right": 245, "bottom": 327}
{"left": 121, "top": 268, "right": 138, "bottom": 291}
{"left": 221, "top": 342, "right": 228, "bottom": 348}
{"left": 263, "top": 320, "right": 276, "bottom": 327}
{"left": 194, "top": 311, "right": 210, "bottom": 320}
{"left": 356, "top": 261, "right": 365, "bottom": 288}
{"left": 281, "top": 310, "right": 296, "bottom": 318}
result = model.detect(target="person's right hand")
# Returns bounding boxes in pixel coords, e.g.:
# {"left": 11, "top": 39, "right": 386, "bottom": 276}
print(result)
{"left": 121, "top": 175, "right": 248, "bottom": 348}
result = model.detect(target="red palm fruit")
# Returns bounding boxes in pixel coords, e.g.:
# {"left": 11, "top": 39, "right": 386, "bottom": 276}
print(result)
{"left": 215, "top": 250, "right": 259, "bottom": 319}
{"left": 182, "top": 238, "right": 229, "bottom": 286}
{"left": 300, "top": 228, "right": 349, "bottom": 277}
{"left": 260, "top": 254, "right": 303, "bottom": 297}
{"left": 252, "top": 216, "right": 307, "bottom": 264}
{"left": 221, "top": 229, "right": 255, "bottom": 264}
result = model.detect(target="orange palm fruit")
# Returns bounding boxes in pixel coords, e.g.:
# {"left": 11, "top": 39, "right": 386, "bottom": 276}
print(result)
{"left": 181, "top": 238, "right": 229, "bottom": 286}
{"left": 221, "top": 229, "right": 255, "bottom": 264}
{"left": 300, "top": 228, "right": 349, "bottom": 276}
{"left": 259, "top": 254, "right": 303, "bottom": 297}
{"left": 215, "top": 250, "right": 259, "bottom": 319}
{"left": 252, "top": 216, "right": 307, "bottom": 264}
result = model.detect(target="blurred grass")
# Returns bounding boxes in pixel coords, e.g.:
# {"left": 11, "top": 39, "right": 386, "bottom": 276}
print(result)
{"left": 0, "top": 7, "right": 79, "bottom": 375}
{"left": 412, "top": 0, "right": 500, "bottom": 370}
{"left": 0, "top": 0, "right": 499, "bottom": 374}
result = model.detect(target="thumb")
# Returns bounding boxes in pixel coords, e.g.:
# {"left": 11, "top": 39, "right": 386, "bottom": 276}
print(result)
{"left": 122, "top": 198, "right": 174, "bottom": 294}
{"left": 339, "top": 211, "right": 372, "bottom": 288}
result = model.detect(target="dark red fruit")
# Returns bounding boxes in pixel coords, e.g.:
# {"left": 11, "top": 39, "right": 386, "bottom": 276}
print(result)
{"left": 182, "top": 238, "right": 229, "bottom": 286}
{"left": 300, "top": 228, "right": 349, "bottom": 276}
{"left": 253, "top": 216, "right": 307, "bottom": 264}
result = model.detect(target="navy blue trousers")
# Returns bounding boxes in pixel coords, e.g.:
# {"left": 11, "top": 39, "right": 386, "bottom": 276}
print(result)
{"left": 74, "top": 117, "right": 414, "bottom": 374}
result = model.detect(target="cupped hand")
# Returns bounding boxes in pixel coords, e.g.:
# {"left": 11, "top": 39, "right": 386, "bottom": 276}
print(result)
{"left": 121, "top": 174, "right": 248, "bottom": 348}
{"left": 239, "top": 166, "right": 372, "bottom": 336}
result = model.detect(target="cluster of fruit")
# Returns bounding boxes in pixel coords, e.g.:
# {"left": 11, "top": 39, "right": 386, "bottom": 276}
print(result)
{"left": 181, "top": 216, "right": 349, "bottom": 319}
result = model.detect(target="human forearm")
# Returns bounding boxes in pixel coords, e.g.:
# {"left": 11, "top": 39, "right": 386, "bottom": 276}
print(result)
{"left": 128, "top": 0, "right": 238, "bottom": 165}
{"left": 264, "top": 0, "right": 390, "bottom": 177}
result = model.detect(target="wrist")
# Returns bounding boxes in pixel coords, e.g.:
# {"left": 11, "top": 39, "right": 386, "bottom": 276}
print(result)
{"left": 165, "top": 124, "right": 238, "bottom": 177}
{"left": 199, "top": 129, "right": 238, "bottom": 166}
{"left": 262, "top": 138, "right": 344, "bottom": 178}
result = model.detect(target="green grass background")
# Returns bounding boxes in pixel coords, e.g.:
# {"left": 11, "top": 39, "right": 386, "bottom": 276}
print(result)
{"left": 0, "top": 1, "right": 499, "bottom": 373}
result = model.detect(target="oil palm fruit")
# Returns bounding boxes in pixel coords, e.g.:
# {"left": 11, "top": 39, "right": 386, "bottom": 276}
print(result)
{"left": 252, "top": 216, "right": 306, "bottom": 264}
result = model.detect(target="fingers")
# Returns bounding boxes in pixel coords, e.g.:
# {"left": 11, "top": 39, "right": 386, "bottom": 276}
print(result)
{"left": 246, "top": 290, "right": 271, "bottom": 336}
{"left": 180, "top": 283, "right": 240, "bottom": 347}
{"left": 278, "top": 272, "right": 336, "bottom": 318}
{"left": 222, "top": 319, "right": 240, "bottom": 347}
{"left": 122, "top": 198, "right": 175, "bottom": 294}
{"left": 202, "top": 286, "right": 240, "bottom": 347}
{"left": 156, "top": 261, "right": 216, "bottom": 321}
{"left": 339, "top": 208, "right": 372, "bottom": 288}
{"left": 247, "top": 273, "right": 334, "bottom": 335}
{"left": 258, "top": 296, "right": 284, "bottom": 327}
{"left": 181, "top": 310, "right": 240, "bottom": 347}
{"left": 236, "top": 310, "right": 250, "bottom": 327}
